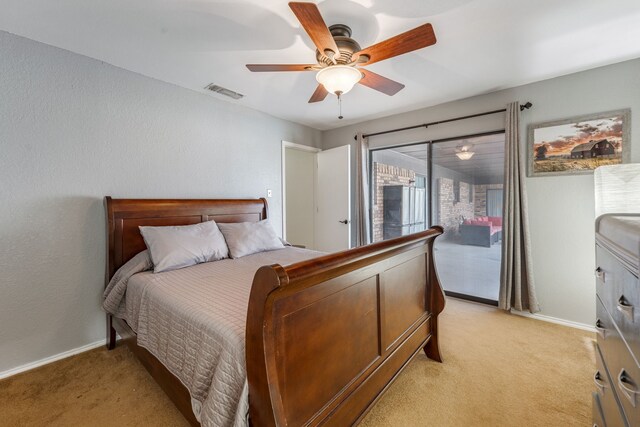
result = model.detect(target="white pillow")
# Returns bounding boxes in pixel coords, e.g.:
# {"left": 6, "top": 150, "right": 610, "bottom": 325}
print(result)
{"left": 139, "top": 221, "right": 229, "bottom": 273}
{"left": 217, "top": 220, "right": 284, "bottom": 258}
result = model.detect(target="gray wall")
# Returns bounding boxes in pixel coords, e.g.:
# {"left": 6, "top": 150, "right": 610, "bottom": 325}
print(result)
{"left": 323, "top": 58, "right": 640, "bottom": 326}
{"left": 0, "top": 31, "right": 321, "bottom": 373}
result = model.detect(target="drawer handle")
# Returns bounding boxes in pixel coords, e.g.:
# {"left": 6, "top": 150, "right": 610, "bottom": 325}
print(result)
{"left": 595, "top": 319, "right": 607, "bottom": 339}
{"left": 618, "top": 369, "right": 639, "bottom": 407}
{"left": 616, "top": 296, "right": 634, "bottom": 321}
{"left": 594, "top": 371, "right": 607, "bottom": 393}
{"left": 595, "top": 267, "right": 605, "bottom": 282}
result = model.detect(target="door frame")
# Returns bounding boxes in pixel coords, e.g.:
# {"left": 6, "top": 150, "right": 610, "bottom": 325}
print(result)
{"left": 281, "top": 141, "right": 321, "bottom": 241}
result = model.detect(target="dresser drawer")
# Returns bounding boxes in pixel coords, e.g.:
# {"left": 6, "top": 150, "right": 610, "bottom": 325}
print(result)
{"left": 615, "top": 366, "right": 640, "bottom": 427}
{"left": 596, "top": 245, "right": 617, "bottom": 304}
{"left": 597, "top": 297, "right": 639, "bottom": 426}
{"left": 595, "top": 340, "right": 628, "bottom": 427}
{"left": 593, "top": 391, "right": 606, "bottom": 427}
{"left": 610, "top": 270, "right": 639, "bottom": 362}
{"left": 596, "top": 245, "right": 640, "bottom": 361}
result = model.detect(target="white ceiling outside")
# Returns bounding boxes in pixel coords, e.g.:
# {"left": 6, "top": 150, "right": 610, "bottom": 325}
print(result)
{"left": 1, "top": 0, "right": 639, "bottom": 130}
{"left": 391, "top": 132, "right": 505, "bottom": 181}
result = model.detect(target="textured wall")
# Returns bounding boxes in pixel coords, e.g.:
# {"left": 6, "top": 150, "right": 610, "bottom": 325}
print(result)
{"left": 0, "top": 31, "right": 321, "bottom": 373}
{"left": 322, "top": 58, "right": 640, "bottom": 326}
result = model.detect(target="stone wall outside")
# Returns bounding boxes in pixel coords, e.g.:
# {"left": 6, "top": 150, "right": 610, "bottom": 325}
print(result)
{"left": 436, "top": 177, "right": 475, "bottom": 235}
{"left": 473, "top": 184, "right": 504, "bottom": 217}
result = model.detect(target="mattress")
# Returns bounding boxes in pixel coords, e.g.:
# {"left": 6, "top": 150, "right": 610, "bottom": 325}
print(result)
{"left": 114, "top": 247, "right": 322, "bottom": 427}
{"left": 596, "top": 214, "right": 640, "bottom": 275}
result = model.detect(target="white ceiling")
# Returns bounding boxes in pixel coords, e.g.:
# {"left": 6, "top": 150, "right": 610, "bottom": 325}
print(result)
{"left": 2, "top": 0, "right": 639, "bottom": 130}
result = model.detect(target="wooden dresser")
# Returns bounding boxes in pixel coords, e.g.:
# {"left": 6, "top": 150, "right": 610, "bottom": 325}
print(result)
{"left": 594, "top": 214, "right": 640, "bottom": 427}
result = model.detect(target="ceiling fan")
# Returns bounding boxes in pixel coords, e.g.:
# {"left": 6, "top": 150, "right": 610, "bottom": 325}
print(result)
{"left": 246, "top": 2, "right": 437, "bottom": 115}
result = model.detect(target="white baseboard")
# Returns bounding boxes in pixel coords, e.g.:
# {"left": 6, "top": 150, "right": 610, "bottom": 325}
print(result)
{"left": 0, "top": 339, "right": 106, "bottom": 380}
{"left": 510, "top": 310, "right": 595, "bottom": 332}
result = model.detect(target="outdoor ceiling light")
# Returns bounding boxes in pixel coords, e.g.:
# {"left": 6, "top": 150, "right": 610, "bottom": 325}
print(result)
{"left": 455, "top": 145, "right": 475, "bottom": 160}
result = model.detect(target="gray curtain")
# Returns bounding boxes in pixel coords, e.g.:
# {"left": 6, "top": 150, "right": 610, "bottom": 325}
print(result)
{"left": 499, "top": 102, "right": 540, "bottom": 313}
{"left": 355, "top": 133, "right": 371, "bottom": 246}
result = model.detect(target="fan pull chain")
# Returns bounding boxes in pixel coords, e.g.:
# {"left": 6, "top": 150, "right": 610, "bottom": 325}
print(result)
{"left": 337, "top": 92, "right": 343, "bottom": 120}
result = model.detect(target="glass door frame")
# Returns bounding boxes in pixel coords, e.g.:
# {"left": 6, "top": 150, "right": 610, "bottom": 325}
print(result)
{"left": 368, "top": 129, "right": 505, "bottom": 306}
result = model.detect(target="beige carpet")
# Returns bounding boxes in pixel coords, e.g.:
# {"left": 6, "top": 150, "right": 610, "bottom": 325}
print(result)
{"left": 0, "top": 299, "right": 594, "bottom": 426}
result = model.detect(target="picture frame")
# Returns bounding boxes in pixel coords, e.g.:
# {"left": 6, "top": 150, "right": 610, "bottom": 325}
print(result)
{"left": 527, "top": 109, "right": 631, "bottom": 177}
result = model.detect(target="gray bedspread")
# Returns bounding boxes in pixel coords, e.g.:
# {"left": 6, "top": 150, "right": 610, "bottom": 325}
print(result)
{"left": 103, "top": 247, "right": 321, "bottom": 427}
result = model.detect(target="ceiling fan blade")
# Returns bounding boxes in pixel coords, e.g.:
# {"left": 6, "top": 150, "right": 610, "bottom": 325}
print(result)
{"left": 308, "top": 84, "right": 329, "bottom": 103}
{"left": 358, "top": 69, "right": 405, "bottom": 96}
{"left": 289, "top": 2, "right": 340, "bottom": 61}
{"left": 355, "top": 23, "right": 436, "bottom": 66}
{"left": 246, "top": 64, "right": 315, "bottom": 72}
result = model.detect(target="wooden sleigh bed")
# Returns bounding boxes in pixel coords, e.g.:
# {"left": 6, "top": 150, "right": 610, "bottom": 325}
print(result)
{"left": 105, "top": 197, "right": 445, "bottom": 426}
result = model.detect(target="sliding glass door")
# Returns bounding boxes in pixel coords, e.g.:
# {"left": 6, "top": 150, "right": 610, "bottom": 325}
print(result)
{"left": 431, "top": 133, "right": 505, "bottom": 303}
{"left": 370, "top": 132, "right": 505, "bottom": 304}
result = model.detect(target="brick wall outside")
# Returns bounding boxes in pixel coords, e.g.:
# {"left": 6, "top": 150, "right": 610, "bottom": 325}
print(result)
{"left": 372, "top": 162, "right": 415, "bottom": 242}
{"left": 473, "top": 184, "right": 504, "bottom": 217}
{"left": 436, "top": 178, "right": 474, "bottom": 236}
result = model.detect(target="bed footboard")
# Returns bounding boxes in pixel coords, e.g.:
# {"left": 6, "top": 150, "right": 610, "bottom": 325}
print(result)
{"left": 246, "top": 227, "right": 445, "bottom": 427}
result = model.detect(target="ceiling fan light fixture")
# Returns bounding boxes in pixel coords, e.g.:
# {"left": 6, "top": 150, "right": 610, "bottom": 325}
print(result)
{"left": 455, "top": 145, "right": 475, "bottom": 160}
{"left": 316, "top": 65, "right": 363, "bottom": 95}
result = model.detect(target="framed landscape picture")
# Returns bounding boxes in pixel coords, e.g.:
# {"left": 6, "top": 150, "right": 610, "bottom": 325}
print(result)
{"left": 527, "top": 109, "right": 630, "bottom": 177}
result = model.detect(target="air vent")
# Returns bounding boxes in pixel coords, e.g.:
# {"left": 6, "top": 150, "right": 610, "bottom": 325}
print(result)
{"left": 204, "top": 83, "right": 244, "bottom": 100}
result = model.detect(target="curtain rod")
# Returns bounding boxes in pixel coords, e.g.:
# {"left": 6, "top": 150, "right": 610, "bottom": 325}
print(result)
{"left": 354, "top": 102, "right": 533, "bottom": 140}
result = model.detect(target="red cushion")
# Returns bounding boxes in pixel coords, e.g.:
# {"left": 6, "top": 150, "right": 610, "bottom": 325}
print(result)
{"left": 469, "top": 220, "right": 491, "bottom": 227}
{"left": 487, "top": 216, "right": 502, "bottom": 226}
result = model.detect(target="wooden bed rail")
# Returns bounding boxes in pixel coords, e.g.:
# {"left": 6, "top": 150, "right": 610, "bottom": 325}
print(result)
{"left": 246, "top": 227, "right": 445, "bottom": 427}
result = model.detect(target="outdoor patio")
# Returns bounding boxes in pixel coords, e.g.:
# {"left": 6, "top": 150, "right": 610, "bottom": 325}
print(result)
{"left": 433, "top": 238, "right": 502, "bottom": 301}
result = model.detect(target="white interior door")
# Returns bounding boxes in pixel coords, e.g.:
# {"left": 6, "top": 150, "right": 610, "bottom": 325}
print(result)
{"left": 315, "top": 145, "right": 351, "bottom": 252}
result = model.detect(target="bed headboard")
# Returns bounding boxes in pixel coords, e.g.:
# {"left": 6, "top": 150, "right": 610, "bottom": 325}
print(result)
{"left": 105, "top": 197, "right": 268, "bottom": 282}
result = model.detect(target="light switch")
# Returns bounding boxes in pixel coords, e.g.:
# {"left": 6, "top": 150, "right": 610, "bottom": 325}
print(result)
{"left": 267, "top": 189, "right": 273, "bottom": 198}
